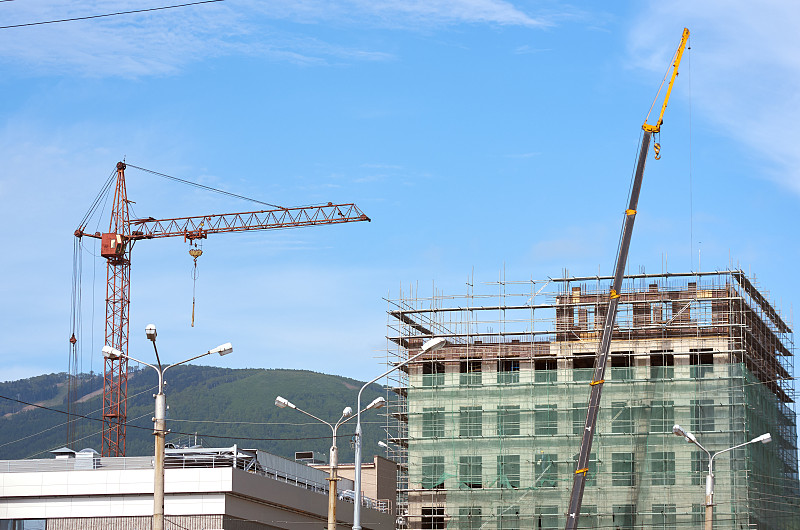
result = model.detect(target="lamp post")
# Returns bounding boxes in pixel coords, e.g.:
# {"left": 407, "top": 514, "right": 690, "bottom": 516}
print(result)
{"left": 102, "top": 325, "right": 232, "bottom": 530}
{"left": 275, "top": 396, "right": 382, "bottom": 530}
{"left": 353, "top": 336, "right": 447, "bottom": 530}
{"left": 673, "top": 424, "right": 771, "bottom": 530}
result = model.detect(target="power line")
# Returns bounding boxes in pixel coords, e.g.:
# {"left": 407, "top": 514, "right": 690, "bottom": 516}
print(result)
{"left": 0, "top": 394, "right": 353, "bottom": 442}
{"left": 0, "top": 0, "right": 224, "bottom": 30}
{"left": 0, "top": 385, "right": 158, "bottom": 450}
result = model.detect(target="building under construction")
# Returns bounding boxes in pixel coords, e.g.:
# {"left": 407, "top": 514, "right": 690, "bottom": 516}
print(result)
{"left": 384, "top": 270, "right": 799, "bottom": 529}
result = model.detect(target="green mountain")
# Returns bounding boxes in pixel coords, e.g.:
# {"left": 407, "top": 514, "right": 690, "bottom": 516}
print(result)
{"left": 0, "top": 367, "right": 388, "bottom": 463}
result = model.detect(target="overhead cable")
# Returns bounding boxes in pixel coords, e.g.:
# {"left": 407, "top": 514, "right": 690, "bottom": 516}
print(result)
{"left": 0, "top": 0, "right": 224, "bottom": 30}
{"left": 0, "top": 394, "right": 352, "bottom": 442}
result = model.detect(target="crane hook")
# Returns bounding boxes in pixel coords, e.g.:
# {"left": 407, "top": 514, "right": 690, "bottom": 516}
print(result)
{"left": 653, "top": 142, "right": 661, "bottom": 160}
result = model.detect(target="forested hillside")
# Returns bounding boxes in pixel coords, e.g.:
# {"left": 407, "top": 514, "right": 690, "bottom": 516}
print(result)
{"left": 0, "top": 367, "right": 387, "bottom": 463}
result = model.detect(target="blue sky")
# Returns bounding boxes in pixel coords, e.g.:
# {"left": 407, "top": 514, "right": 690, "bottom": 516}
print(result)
{"left": 0, "top": 1, "right": 798, "bottom": 384}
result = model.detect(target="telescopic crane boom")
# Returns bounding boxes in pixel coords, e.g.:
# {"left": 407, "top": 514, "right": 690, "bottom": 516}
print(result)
{"left": 74, "top": 162, "right": 370, "bottom": 457}
{"left": 564, "top": 28, "right": 690, "bottom": 530}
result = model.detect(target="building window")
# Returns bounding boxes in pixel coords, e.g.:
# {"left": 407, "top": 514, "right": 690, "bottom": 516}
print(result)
{"left": 534, "top": 453, "right": 558, "bottom": 488}
{"left": 691, "top": 399, "right": 715, "bottom": 432}
{"left": 0, "top": 522, "right": 46, "bottom": 530}
{"left": 652, "top": 503, "right": 677, "bottom": 529}
{"left": 422, "top": 407, "right": 444, "bottom": 438}
{"left": 650, "top": 350, "right": 674, "bottom": 379}
{"left": 573, "top": 354, "right": 594, "bottom": 381}
{"left": 690, "top": 348, "right": 714, "bottom": 378}
{"left": 579, "top": 505, "right": 598, "bottom": 529}
{"left": 649, "top": 400, "right": 674, "bottom": 432}
{"left": 535, "top": 404, "right": 558, "bottom": 435}
{"left": 497, "top": 359, "right": 520, "bottom": 384}
{"left": 611, "top": 351, "right": 633, "bottom": 380}
{"left": 611, "top": 452, "right": 635, "bottom": 486}
{"left": 650, "top": 451, "right": 676, "bottom": 485}
{"left": 459, "top": 456, "right": 482, "bottom": 489}
{"left": 459, "top": 406, "right": 483, "bottom": 437}
{"left": 611, "top": 402, "right": 634, "bottom": 434}
{"left": 497, "top": 455, "right": 520, "bottom": 488}
{"left": 421, "top": 456, "right": 445, "bottom": 490}
{"left": 534, "top": 358, "right": 557, "bottom": 382}
{"left": 497, "top": 505, "right": 520, "bottom": 530}
{"left": 612, "top": 505, "right": 636, "bottom": 529}
{"left": 536, "top": 506, "right": 560, "bottom": 529}
{"left": 421, "top": 507, "right": 445, "bottom": 529}
{"left": 691, "top": 504, "right": 706, "bottom": 526}
{"left": 497, "top": 406, "right": 520, "bottom": 436}
{"left": 458, "top": 507, "right": 482, "bottom": 530}
{"left": 572, "top": 402, "right": 585, "bottom": 434}
{"left": 460, "top": 360, "right": 482, "bottom": 386}
{"left": 692, "top": 451, "right": 709, "bottom": 485}
{"left": 423, "top": 362, "right": 445, "bottom": 387}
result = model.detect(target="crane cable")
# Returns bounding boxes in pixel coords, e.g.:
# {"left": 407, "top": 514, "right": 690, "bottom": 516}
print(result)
{"left": 126, "top": 164, "right": 286, "bottom": 210}
{"left": 643, "top": 48, "right": 680, "bottom": 161}
{"left": 125, "top": 164, "right": 286, "bottom": 327}
{"left": 189, "top": 240, "right": 203, "bottom": 327}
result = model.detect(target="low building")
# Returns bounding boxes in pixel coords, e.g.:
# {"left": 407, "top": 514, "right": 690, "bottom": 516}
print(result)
{"left": 311, "top": 455, "right": 398, "bottom": 511}
{"left": 0, "top": 445, "right": 394, "bottom": 529}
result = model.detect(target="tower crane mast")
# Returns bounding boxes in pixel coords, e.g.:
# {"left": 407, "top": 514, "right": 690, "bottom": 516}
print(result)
{"left": 74, "top": 162, "right": 370, "bottom": 456}
{"left": 564, "top": 28, "right": 690, "bottom": 529}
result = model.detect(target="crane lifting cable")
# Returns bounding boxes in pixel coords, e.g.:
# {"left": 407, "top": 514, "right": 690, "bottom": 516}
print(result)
{"left": 189, "top": 240, "right": 203, "bottom": 327}
{"left": 564, "top": 27, "right": 690, "bottom": 530}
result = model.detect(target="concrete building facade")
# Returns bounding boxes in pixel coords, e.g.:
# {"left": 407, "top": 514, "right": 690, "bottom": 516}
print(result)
{"left": 0, "top": 446, "right": 394, "bottom": 529}
{"left": 385, "top": 270, "right": 799, "bottom": 529}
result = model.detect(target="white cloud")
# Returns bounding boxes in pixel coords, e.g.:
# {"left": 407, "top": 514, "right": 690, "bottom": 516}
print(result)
{"left": 629, "top": 1, "right": 800, "bottom": 195}
{"left": 248, "top": 0, "right": 546, "bottom": 28}
{"left": 0, "top": 0, "right": 545, "bottom": 77}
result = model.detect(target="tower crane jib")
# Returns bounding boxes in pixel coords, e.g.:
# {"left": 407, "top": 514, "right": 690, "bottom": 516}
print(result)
{"left": 73, "top": 162, "right": 370, "bottom": 457}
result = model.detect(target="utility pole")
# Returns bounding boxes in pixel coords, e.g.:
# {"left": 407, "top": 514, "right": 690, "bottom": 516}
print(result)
{"left": 275, "top": 396, "right": 353, "bottom": 530}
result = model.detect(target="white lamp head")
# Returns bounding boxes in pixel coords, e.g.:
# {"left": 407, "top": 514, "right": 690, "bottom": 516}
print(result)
{"left": 378, "top": 440, "right": 389, "bottom": 449}
{"left": 102, "top": 345, "right": 123, "bottom": 360}
{"left": 673, "top": 424, "right": 697, "bottom": 443}
{"left": 210, "top": 343, "right": 233, "bottom": 356}
{"left": 275, "top": 396, "right": 295, "bottom": 409}
{"left": 754, "top": 433, "right": 772, "bottom": 444}
{"left": 367, "top": 396, "right": 386, "bottom": 410}
{"left": 421, "top": 337, "right": 447, "bottom": 354}
{"left": 145, "top": 324, "right": 157, "bottom": 342}
{"left": 342, "top": 406, "right": 353, "bottom": 418}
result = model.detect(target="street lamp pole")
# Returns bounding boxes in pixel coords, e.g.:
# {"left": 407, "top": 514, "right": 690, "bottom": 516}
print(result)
{"left": 275, "top": 396, "right": 365, "bottom": 530}
{"left": 353, "top": 336, "right": 446, "bottom": 530}
{"left": 102, "top": 326, "right": 232, "bottom": 530}
{"left": 673, "top": 424, "right": 771, "bottom": 530}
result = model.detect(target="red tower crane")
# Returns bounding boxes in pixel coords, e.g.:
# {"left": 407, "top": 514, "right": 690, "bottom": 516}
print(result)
{"left": 74, "top": 162, "right": 371, "bottom": 456}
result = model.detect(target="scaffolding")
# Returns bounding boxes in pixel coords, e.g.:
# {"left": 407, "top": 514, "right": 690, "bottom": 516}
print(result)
{"left": 384, "top": 270, "right": 798, "bottom": 529}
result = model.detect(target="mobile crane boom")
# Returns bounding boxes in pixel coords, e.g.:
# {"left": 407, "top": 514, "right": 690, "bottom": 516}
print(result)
{"left": 564, "top": 28, "right": 689, "bottom": 529}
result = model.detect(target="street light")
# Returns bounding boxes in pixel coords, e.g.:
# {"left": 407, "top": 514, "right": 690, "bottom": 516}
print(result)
{"left": 275, "top": 396, "right": 370, "bottom": 530}
{"left": 353, "top": 336, "right": 447, "bottom": 530}
{"left": 102, "top": 325, "right": 232, "bottom": 530}
{"left": 673, "top": 424, "right": 771, "bottom": 530}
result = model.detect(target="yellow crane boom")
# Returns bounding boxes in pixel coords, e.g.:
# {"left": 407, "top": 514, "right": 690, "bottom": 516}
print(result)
{"left": 564, "top": 27, "right": 690, "bottom": 530}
